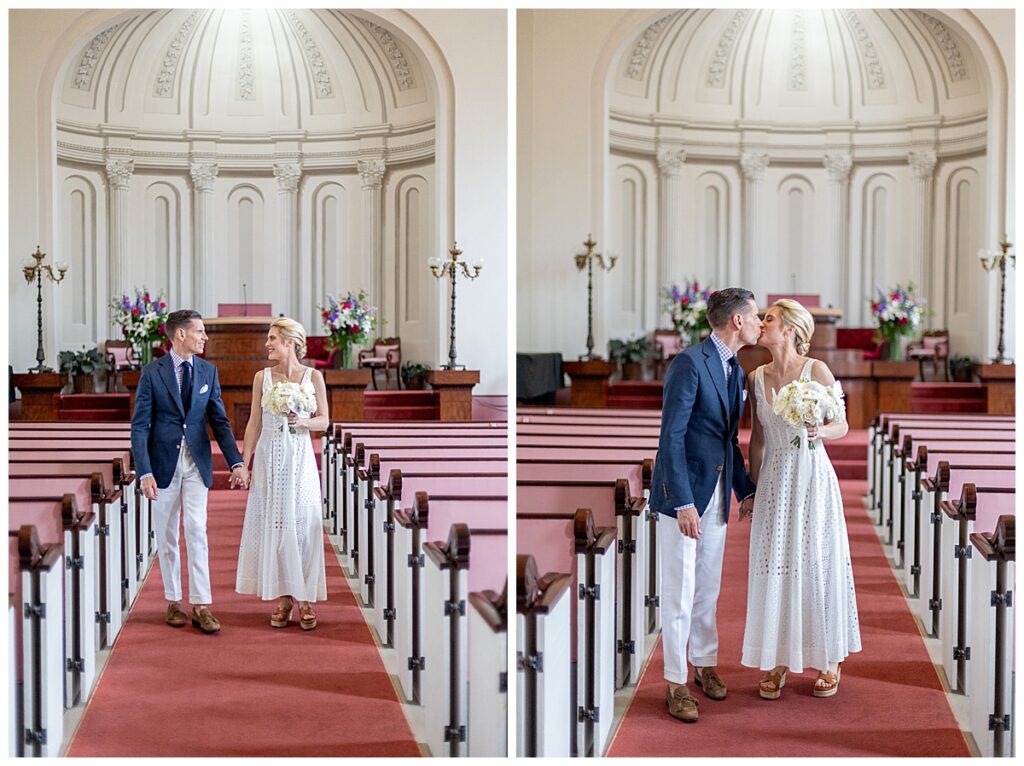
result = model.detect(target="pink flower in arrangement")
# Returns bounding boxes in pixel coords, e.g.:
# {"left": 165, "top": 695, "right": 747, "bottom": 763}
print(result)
{"left": 132, "top": 307, "right": 140, "bottom": 315}
{"left": 681, "top": 297, "right": 689, "bottom": 306}
{"left": 159, "top": 301, "right": 166, "bottom": 309}
{"left": 342, "top": 301, "right": 352, "bottom": 310}
{"left": 157, "top": 324, "right": 166, "bottom": 336}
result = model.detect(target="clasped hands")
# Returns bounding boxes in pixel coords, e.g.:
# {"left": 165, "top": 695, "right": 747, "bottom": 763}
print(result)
{"left": 229, "top": 465, "right": 250, "bottom": 490}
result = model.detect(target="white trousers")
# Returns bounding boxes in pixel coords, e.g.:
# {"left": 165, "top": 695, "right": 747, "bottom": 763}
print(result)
{"left": 151, "top": 445, "right": 212, "bottom": 604}
{"left": 659, "top": 476, "right": 728, "bottom": 685}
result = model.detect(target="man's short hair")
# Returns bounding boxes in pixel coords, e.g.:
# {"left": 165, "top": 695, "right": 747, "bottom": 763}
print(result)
{"left": 165, "top": 309, "right": 202, "bottom": 339}
{"left": 706, "top": 288, "right": 756, "bottom": 330}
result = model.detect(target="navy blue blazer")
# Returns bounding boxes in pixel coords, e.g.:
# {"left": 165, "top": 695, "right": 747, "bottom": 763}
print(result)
{"left": 130, "top": 354, "right": 243, "bottom": 489}
{"left": 649, "top": 337, "right": 756, "bottom": 521}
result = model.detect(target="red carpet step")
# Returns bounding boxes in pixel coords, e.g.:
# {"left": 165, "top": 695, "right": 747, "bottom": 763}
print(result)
{"left": 66, "top": 490, "right": 420, "bottom": 757}
{"left": 363, "top": 390, "right": 437, "bottom": 421}
{"left": 606, "top": 476, "right": 969, "bottom": 757}
{"left": 58, "top": 393, "right": 132, "bottom": 421}
{"left": 911, "top": 382, "right": 986, "bottom": 413}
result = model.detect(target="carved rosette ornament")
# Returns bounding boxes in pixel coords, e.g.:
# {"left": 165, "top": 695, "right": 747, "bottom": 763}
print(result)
{"left": 908, "top": 150, "right": 938, "bottom": 181}
{"left": 740, "top": 153, "right": 770, "bottom": 181}
{"left": 273, "top": 163, "right": 302, "bottom": 192}
{"left": 104, "top": 159, "right": 135, "bottom": 190}
{"left": 656, "top": 147, "right": 687, "bottom": 177}
{"left": 357, "top": 159, "right": 387, "bottom": 189}
{"left": 824, "top": 153, "right": 853, "bottom": 182}
{"left": 189, "top": 162, "right": 219, "bottom": 192}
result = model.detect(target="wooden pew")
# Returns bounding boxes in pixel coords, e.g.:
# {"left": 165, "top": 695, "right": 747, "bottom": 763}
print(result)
{"left": 467, "top": 580, "right": 507, "bottom": 757}
{"left": 390, "top": 482, "right": 507, "bottom": 703}
{"left": 938, "top": 482, "right": 1014, "bottom": 694}
{"left": 10, "top": 526, "right": 64, "bottom": 757}
{"left": 516, "top": 555, "right": 572, "bottom": 757}
{"left": 967, "top": 516, "right": 1014, "bottom": 757}
{"left": 517, "top": 509, "right": 616, "bottom": 757}
{"left": 422, "top": 524, "right": 507, "bottom": 757}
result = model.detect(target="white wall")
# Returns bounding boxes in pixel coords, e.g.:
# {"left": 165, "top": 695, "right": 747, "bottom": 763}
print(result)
{"left": 517, "top": 9, "right": 1015, "bottom": 363}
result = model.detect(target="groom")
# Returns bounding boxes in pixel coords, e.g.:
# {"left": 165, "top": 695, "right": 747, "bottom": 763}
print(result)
{"left": 131, "top": 310, "right": 249, "bottom": 634}
{"left": 650, "top": 287, "right": 762, "bottom": 723}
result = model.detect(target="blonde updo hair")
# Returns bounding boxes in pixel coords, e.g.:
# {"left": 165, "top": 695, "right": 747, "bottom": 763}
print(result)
{"left": 271, "top": 317, "right": 308, "bottom": 360}
{"left": 772, "top": 299, "right": 814, "bottom": 355}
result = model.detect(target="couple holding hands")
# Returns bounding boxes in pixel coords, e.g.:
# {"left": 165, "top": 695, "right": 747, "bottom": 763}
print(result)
{"left": 130, "top": 311, "right": 328, "bottom": 634}
{"left": 650, "top": 288, "right": 862, "bottom": 722}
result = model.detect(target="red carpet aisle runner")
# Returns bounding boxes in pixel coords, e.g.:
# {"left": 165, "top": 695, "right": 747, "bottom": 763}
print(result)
{"left": 67, "top": 491, "right": 420, "bottom": 757}
{"left": 608, "top": 477, "right": 970, "bottom": 757}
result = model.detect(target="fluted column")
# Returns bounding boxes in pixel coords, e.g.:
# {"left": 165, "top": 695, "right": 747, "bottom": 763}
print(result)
{"left": 824, "top": 153, "right": 853, "bottom": 316}
{"left": 274, "top": 162, "right": 302, "bottom": 319}
{"left": 908, "top": 151, "right": 937, "bottom": 327}
{"left": 657, "top": 147, "right": 686, "bottom": 309}
{"left": 189, "top": 162, "right": 218, "bottom": 315}
{"left": 357, "top": 159, "right": 386, "bottom": 328}
{"left": 740, "top": 153, "right": 770, "bottom": 293}
{"left": 105, "top": 158, "right": 134, "bottom": 335}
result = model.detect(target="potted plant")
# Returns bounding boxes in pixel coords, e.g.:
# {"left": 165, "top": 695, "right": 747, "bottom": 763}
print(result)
{"left": 400, "top": 361, "right": 431, "bottom": 390}
{"left": 58, "top": 346, "right": 111, "bottom": 393}
{"left": 949, "top": 355, "right": 975, "bottom": 383}
{"left": 609, "top": 336, "right": 651, "bottom": 380}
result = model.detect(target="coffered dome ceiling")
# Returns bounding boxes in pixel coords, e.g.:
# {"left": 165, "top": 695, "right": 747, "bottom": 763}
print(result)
{"left": 612, "top": 9, "right": 986, "bottom": 127}
{"left": 58, "top": 9, "right": 433, "bottom": 135}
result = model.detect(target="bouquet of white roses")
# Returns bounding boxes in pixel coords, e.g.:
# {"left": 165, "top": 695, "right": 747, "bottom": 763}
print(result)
{"left": 772, "top": 377, "right": 846, "bottom": 450}
{"left": 262, "top": 380, "right": 317, "bottom": 434}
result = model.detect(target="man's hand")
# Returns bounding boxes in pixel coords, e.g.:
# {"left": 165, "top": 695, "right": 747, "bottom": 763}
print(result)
{"left": 141, "top": 475, "right": 159, "bottom": 501}
{"left": 676, "top": 506, "right": 701, "bottom": 539}
{"left": 738, "top": 495, "right": 755, "bottom": 522}
{"left": 230, "top": 465, "right": 249, "bottom": 489}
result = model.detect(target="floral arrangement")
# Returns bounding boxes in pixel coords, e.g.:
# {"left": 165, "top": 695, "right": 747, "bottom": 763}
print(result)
{"left": 110, "top": 287, "right": 168, "bottom": 366}
{"left": 262, "top": 380, "right": 317, "bottom": 434}
{"left": 661, "top": 279, "right": 714, "bottom": 345}
{"left": 320, "top": 290, "right": 376, "bottom": 367}
{"left": 871, "top": 284, "right": 925, "bottom": 360}
{"left": 772, "top": 378, "right": 847, "bottom": 450}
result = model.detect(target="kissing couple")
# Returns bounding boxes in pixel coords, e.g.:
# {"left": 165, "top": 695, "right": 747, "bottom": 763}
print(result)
{"left": 649, "top": 288, "right": 862, "bottom": 722}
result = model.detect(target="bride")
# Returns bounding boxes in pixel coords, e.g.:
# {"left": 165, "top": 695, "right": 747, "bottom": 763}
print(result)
{"left": 236, "top": 317, "right": 329, "bottom": 629}
{"left": 739, "top": 299, "right": 861, "bottom": 698}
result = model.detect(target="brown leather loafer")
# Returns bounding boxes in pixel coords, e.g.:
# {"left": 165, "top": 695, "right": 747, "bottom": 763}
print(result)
{"left": 694, "top": 666, "right": 727, "bottom": 700}
{"left": 166, "top": 601, "right": 188, "bottom": 628}
{"left": 190, "top": 606, "right": 221, "bottom": 634}
{"left": 666, "top": 684, "right": 699, "bottom": 723}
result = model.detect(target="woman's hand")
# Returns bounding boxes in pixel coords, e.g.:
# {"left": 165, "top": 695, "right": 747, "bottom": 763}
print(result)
{"left": 287, "top": 412, "right": 306, "bottom": 430}
{"left": 806, "top": 422, "right": 819, "bottom": 441}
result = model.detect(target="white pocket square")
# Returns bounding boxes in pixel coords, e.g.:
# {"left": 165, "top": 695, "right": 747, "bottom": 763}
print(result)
{"left": 741, "top": 390, "right": 748, "bottom": 402}
{"left": 199, "top": 384, "right": 209, "bottom": 395}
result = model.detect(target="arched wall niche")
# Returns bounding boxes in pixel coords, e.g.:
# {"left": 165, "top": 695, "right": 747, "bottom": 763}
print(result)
{"left": 591, "top": 8, "right": 1011, "bottom": 359}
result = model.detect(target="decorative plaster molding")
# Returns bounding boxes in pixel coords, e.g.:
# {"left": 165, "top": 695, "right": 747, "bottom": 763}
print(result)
{"left": 788, "top": 11, "right": 807, "bottom": 91}
{"left": 907, "top": 150, "right": 937, "bottom": 180}
{"left": 190, "top": 161, "right": 219, "bottom": 191}
{"left": 656, "top": 147, "right": 687, "bottom": 176}
{"left": 740, "top": 152, "right": 770, "bottom": 181}
{"left": 104, "top": 159, "right": 135, "bottom": 189}
{"left": 155, "top": 10, "right": 203, "bottom": 98}
{"left": 824, "top": 153, "right": 853, "bottom": 182}
{"left": 273, "top": 163, "right": 302, "bottom": 192}
{"left": 914, "top": 11, "right": 968, "bottom": 82}
{"left": 706, "top": 10, "right": 749, "bottom": 88}
{"left": 626, "top": 14, "right": 676, "bottom": 81}
{"left": 238, "top": 10, "right": 255, "bottom": 100}
{"left": 287, "top": 11, "right": 333, "bottom": 98}
{"left": 357, "top": 159, "right": 386, "bottom": 188}
{"left": 73, "top": 22, "right": 124, "bottom": 91}
{"left": 842, "top": 11, "right": 885, "bottom": 90}
{"left": 359, "top": 19, "right": 415, "bottom": 91}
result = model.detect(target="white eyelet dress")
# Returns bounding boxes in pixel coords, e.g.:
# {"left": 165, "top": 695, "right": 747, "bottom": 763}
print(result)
{"left": 236, "top": 367, "right": 327, "bottom": 602}
{"left": 740, "top": 360, "right": 861, "bottom": 673}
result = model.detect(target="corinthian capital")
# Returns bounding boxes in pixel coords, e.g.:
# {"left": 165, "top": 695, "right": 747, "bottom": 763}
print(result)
{"left": 105, "top": 159, "right": 135, "bottom": 190}
{"left": 908, "top": 151, "right": 937, "bottom": 181}
{"left": 190, "top": 162, "right": 219, "bottom": 192}
{"left": 740, "top": 152, "right": 770, "bottom": 181}
{"left": 273, "top": 163, "right": 302, "bottom": 192}
{"left": 824, "top": 153, "right": 853, "bottom": 182}
{"left": 357, "top": 159, "right": 386, "bottom": 189}
{"left": 656, "top": 147, "right": 687, "bottom": 177}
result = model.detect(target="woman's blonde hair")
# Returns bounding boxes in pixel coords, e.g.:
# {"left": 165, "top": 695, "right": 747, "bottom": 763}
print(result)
{"left": 772, "top": 299, "right": 814, "bottom": 355}
{"left": 270, "top": 317, "right": 308, "bottom": 359}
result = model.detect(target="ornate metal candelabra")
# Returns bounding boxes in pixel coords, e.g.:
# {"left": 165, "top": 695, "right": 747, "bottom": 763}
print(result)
{"left": 978, "top": 237, "right": 1016, "bottom": 364}
{"left": 574, "top": 234, "right": 617, "bottom": 361}
{"left": 429, "top": 243, "right": 483, "bottom": 370}
{"left": 22, "top": 246, "right": 68, "bottom": 373}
